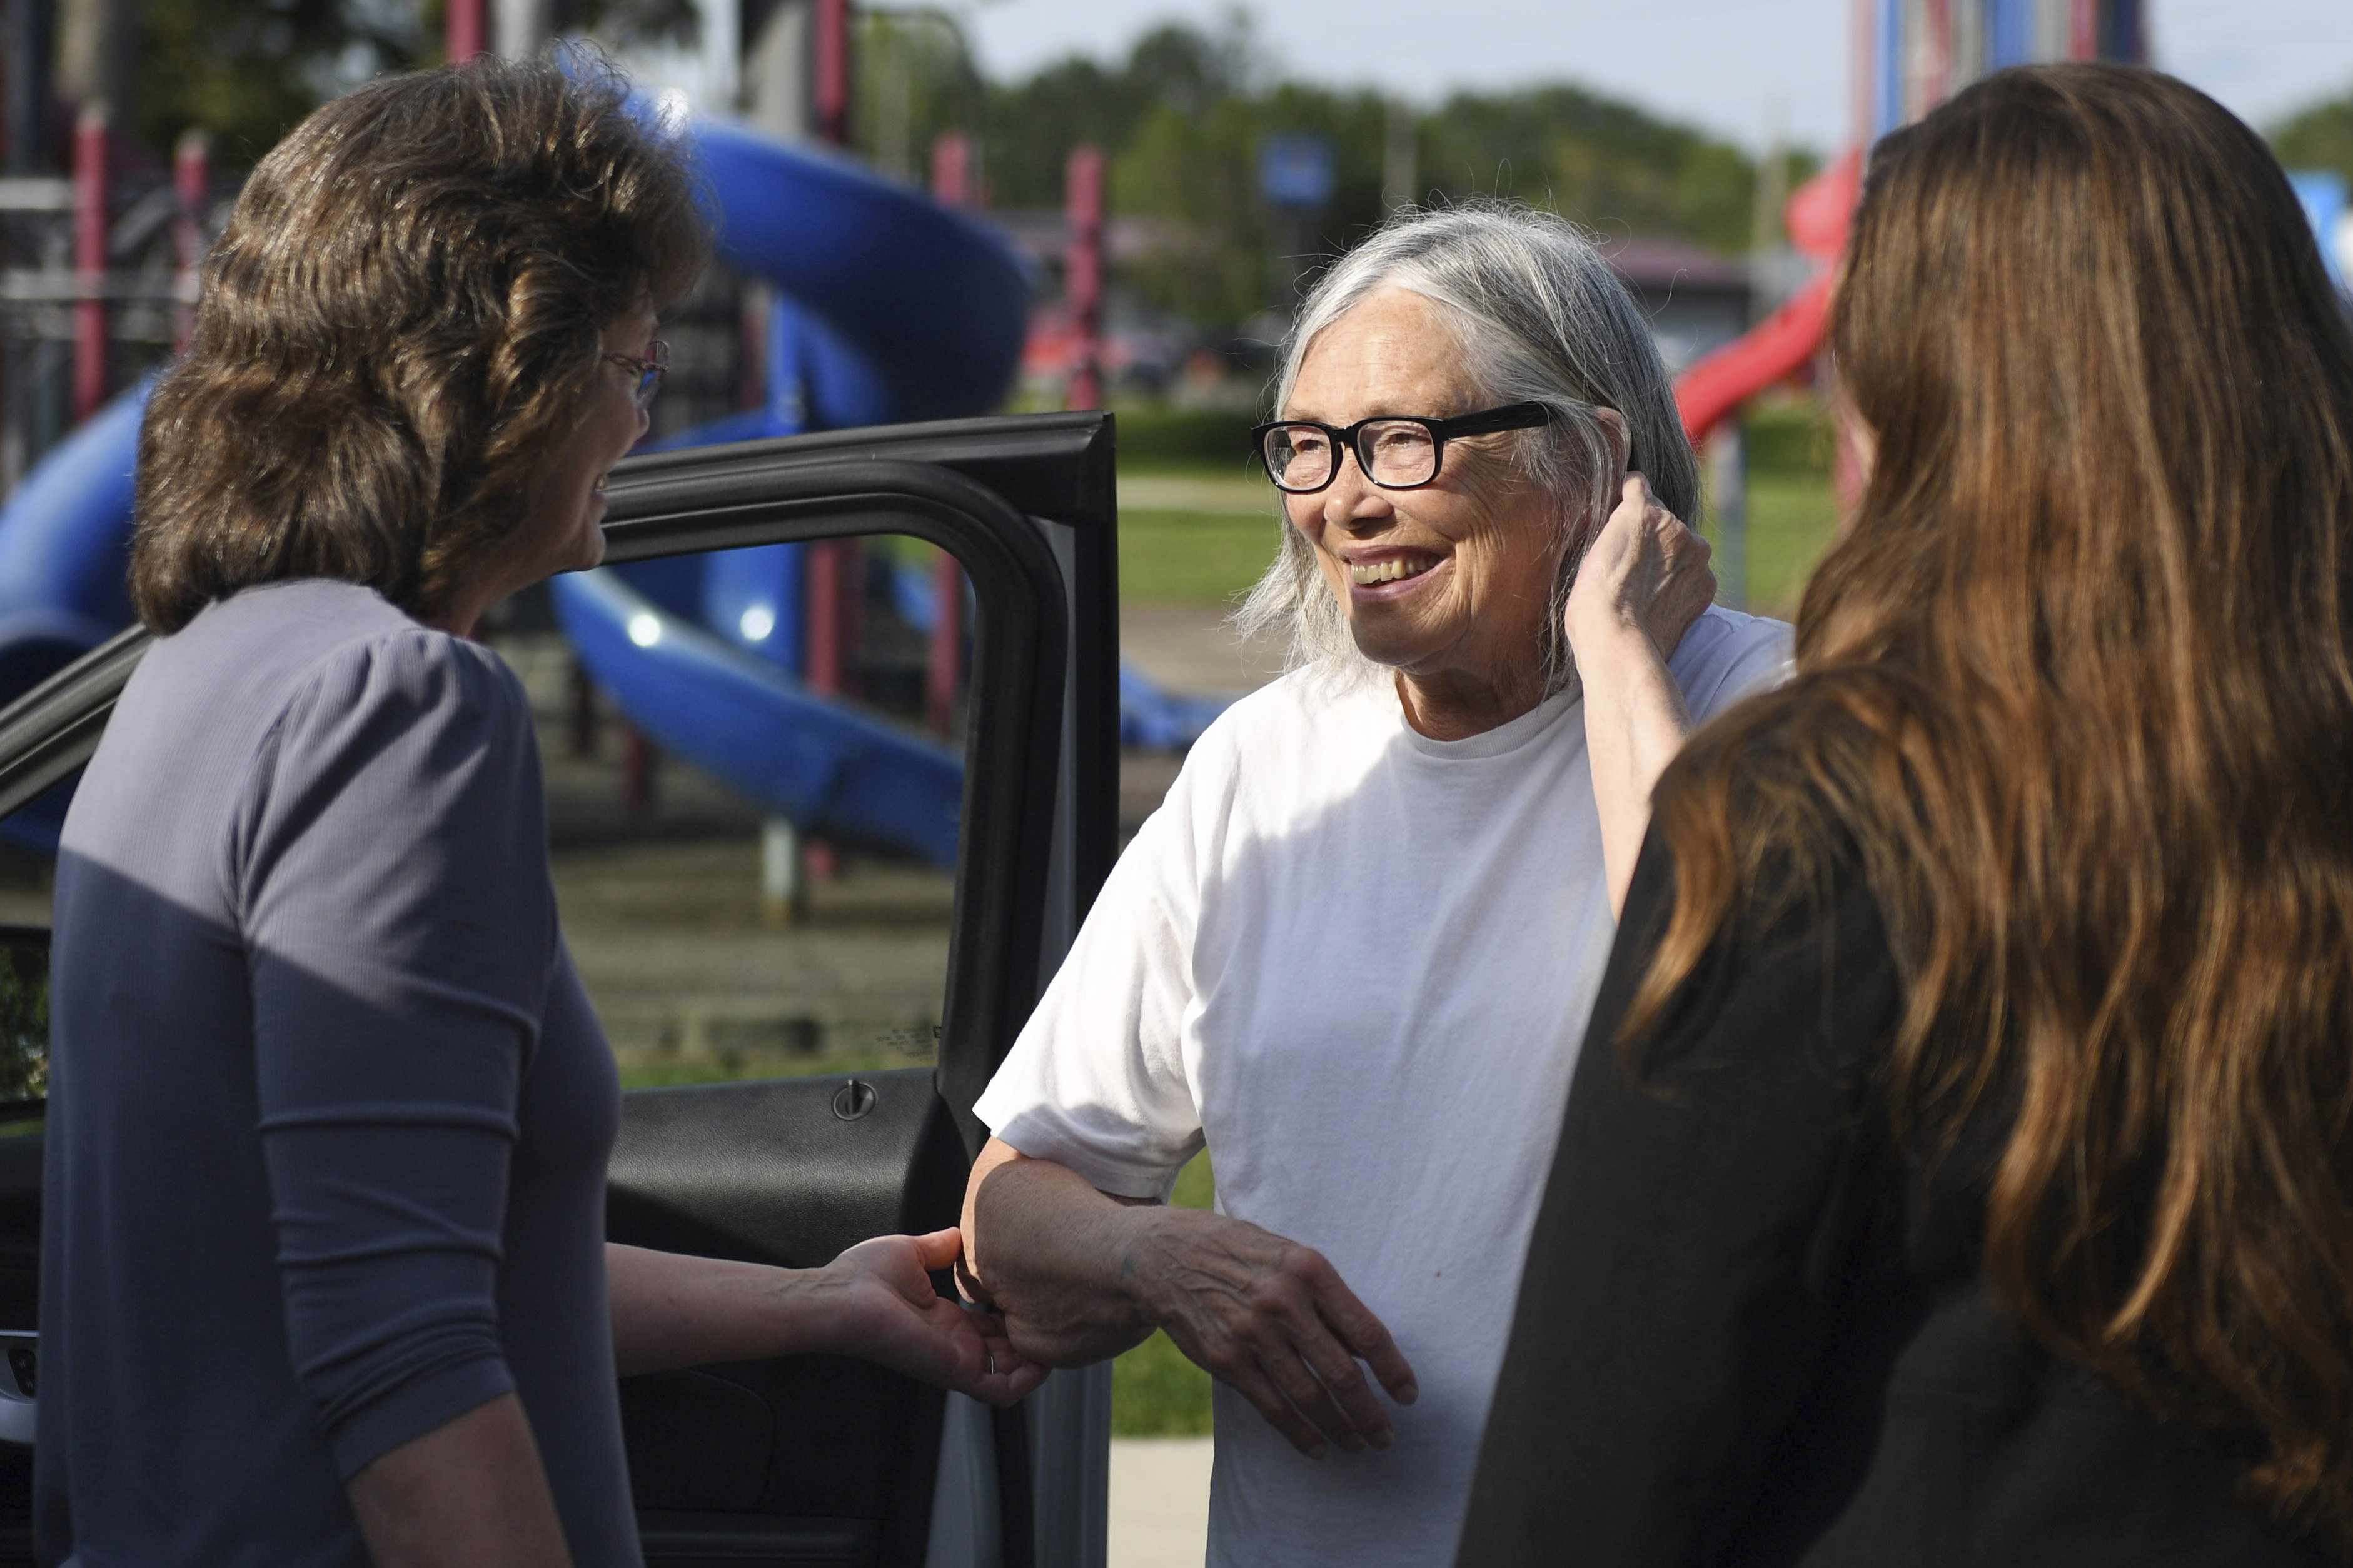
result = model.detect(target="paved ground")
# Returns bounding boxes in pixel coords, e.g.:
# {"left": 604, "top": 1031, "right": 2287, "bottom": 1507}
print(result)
{"left": 1119, "top": 602, "right": 1290, "bottom": 698}
{"left": 1109, "top": 1437, "right": 1214, "bottom": 1568}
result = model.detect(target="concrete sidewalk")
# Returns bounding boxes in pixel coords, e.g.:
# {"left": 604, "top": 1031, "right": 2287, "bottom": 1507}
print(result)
{"left": 1109, "top": 1437, "right": 1213, "bottom": 1568}
{"left": 1119, "top": 603, "right": 1289, "bottom": 697}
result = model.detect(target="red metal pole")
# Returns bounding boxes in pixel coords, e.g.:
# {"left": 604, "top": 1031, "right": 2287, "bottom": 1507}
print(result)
{"left": 800, "top": 540, "right": 844, "bottom": 881}
{"left": 930, "top": 131, "right": 973, "bottom": 209}
{"left": 1064, "top": 144, "right": 1104, "bottom": 411}
{"left": 807, "top": 543, "right": 843, "bottom": 695}
{"left": 568, "top": 663, "right": 599, "bottom": 758}
{"left": 924, "top": 555, "right": 963, "bottom": 735}
{"left": 2069, "top": 0, "right": 2098, "bottom": 59}
{"left": 619, "top": 721, "right": 655, "bottom": 817}
{"left": 447, "top": 0, "right": 486, "bottom": 63}
{"left": 804, "top": 541, "right": 862, "bottom": 698}
{"left": 72, "top": 103, "right": 107, "bottom": 423}
{"left": 171, "top": 129, "right": 209, "bottom": 352}
{"left": 924, "top": 131, "right": 974, "bottom": 735}
{"left": 1921, "top": 0, "right": 1952, "bottom": 110}
{"left": 814, "top": 0, "right": 852, "bottom": 146}
{"left": 803, "top": 0, "right": 856, "bottom": 878}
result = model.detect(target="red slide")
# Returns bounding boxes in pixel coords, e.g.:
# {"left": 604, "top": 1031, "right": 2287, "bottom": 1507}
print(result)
{"left": 1675, "top": 149, "right": 1862, "bottom": 445}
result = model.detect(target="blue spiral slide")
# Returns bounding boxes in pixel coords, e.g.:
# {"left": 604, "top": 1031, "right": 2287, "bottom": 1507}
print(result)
{"left": 0, "top": 112, "right": 1037, "bottom": 860}
{"left": 545, "top": 114, "right": 1038, "bottom": 870}
{"left": 0, "top": 106, "right": 1244, "bottom": 857}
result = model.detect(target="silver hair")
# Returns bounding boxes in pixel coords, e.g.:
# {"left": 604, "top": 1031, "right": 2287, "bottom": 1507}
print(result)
{"left": 1231, "top": 201, "right": 1700, "bottom": 697}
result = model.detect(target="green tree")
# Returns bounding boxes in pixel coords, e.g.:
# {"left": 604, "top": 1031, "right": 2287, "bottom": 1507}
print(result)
{"left": 128, "top": 0, "right": 694, "bottom": 168}
{"left": 130, "top": 0, "right": 430, "bottom": 162}
{"left": 855, "top": 11, "right": 986, "bottom": 184}
{"left": 1419, "top": 84, "right": 1756, "bottom": 251}
{"left": 970, "top": 19, "right": 1783, "bottom": 335}
{"left": 2274, "top": 88, "right": 2353, "bottom": 184}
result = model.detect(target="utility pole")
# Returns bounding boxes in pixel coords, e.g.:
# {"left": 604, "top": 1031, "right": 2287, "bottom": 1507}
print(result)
{"left": 700, "top": 0, "right": 739, "bottom": 111}
{"left": 491, "top": 0, "right": 552, "bottom": 60}
{"left": 1382, "top": 99, "right": 1416, "bottom": 215}
{"left": 1750, "top": 98, "right": 1788, "bottom": 317}
{"left": 54, "top": 0, "right": 131, "bottom": 123}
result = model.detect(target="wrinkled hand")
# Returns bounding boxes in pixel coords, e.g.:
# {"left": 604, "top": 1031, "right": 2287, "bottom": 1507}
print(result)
{"left": 1565, "top": 473, "right": 1716, "bottom": 665}
{"left": 1126, "top": 1207, "right": 1416, "bottom": 1459}
{"left": 825, "top": 1229, "right": 1049, "bottom": 1407}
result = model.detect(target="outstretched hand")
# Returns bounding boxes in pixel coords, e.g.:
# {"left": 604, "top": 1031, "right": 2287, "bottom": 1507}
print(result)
{"left": 1565, "top": 473, "right": 1716, "bottom": 665}
{"left": 1125, "top": 1207, "right": 1417, "bottom": 1460}
{"left": 824, "top": 1229, "right": 1049, "bottom": 1407}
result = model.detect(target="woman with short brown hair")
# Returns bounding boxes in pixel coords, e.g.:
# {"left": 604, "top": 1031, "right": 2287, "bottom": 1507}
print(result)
{"left": 1461, "top": 64, "right": 2353, "bottom": 1566}
{"left": 42, "top": 54, "right": 1037, "bottom": 1568}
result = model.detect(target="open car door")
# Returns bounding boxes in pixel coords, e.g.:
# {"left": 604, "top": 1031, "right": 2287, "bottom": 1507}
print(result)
{"left": 0, "top": 410, "right": 1124, "bottom": 1568}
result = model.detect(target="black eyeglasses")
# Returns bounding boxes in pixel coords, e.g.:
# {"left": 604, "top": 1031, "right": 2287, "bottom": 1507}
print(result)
{"left": 1251, "top": 401, "right": 1554, "bottom": 493}
{"left": 603, "top": 339, "right": 669, "bottom": 410}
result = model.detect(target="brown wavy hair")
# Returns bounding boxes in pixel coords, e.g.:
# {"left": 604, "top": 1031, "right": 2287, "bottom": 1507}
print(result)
{"left": 130, "top": 51, "right": 707, "bottom": 632}
{"left": 1632, "top": 64, "right": 2353, "bottom": 1545}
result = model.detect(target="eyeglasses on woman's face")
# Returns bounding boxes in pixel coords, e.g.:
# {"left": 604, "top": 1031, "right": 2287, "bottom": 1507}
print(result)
{"left": 602, "top": 339, "right": 669, "bottom": 411}
{"left": 1250, "top": 401, "right": 1554, "bottom": 494}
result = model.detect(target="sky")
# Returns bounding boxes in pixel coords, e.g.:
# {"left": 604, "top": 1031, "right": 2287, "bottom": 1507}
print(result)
{"left": 945, "top": 0, "right": 2353, "bottom": 154}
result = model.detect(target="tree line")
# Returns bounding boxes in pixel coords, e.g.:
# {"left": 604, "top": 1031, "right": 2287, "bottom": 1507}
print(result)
{"left": 81, "top": 4, "right": 2353, "bottom": 340}
{"left": 865, "top": 13, "right": 1796, "bottom": 334}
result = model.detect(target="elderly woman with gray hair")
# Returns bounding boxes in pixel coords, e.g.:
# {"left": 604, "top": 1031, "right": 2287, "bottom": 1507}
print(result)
{"left": 960, "top": 204, "right": 1790, "bottom": 1565}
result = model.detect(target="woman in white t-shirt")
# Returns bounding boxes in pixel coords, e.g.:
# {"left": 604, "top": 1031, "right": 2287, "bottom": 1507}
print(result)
{"left": 961, "top": 204, "right": 1793, "bottom": 1566}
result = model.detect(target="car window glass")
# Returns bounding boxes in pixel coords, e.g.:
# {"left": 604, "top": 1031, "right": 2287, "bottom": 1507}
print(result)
{"left": 0, "top": 779, "right": 64, "bottom": 1129}
{"left": 482, "top": 533, "right": 962, "bottom": 1092}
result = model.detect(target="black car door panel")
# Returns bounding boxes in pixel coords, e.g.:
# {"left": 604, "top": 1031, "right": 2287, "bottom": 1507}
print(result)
{"left": 0, "top": 411, "right": 1122, "bottom": 1568}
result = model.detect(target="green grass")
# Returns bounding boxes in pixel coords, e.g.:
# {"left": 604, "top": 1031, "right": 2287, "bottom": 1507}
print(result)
{"left": 1111, "top": 1151, "right": 1219, "bottom": 1438}
{"left": 1117, "top": 508, "right": 1282, "bottom": 606}
{"left": 1116, "top": 476, "right": 1841, "bottom": 619}
{"left": 1737, "top": 475, "right": 1842, "bottom": 618}
{"left": 617, "top": 1053, "right": 923, "bottom": 1091}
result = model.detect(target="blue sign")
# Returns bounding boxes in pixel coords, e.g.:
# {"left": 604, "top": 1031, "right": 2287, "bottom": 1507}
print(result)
{"left": 2289, "top": 170, "right": 2347, "bottom": 293}
{"left": 1259, "top": 133, "right": 1336, "bottom": 211}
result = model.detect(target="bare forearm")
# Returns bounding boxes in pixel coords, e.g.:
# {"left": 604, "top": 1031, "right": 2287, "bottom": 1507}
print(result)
{"left": 348, "top": 1393, "right": 571, "bottom": 1568}
{"left": 962, "top": 1143, "right": 1161, "bottom": 1365}
{"left": 607, "top": 1242, "right": 835, "bottom": 1377}
{"left": 1578, "top": 630, "right": 1693, "bottom": 917}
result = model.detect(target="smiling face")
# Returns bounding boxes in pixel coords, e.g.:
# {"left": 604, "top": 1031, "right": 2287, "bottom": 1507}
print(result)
{"left": 521, "top": 306, "right": 657, "bottom": 579}
{"left": 1282, "top": 287, "right": 1581, "bottom": 725}
{"left": 430, "top": 308, "right": 656, "bottom": 636}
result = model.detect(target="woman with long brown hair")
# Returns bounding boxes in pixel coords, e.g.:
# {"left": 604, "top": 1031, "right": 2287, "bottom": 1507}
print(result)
{"left": 1456, "top": 64, "right": 2353, "bottom": 1566}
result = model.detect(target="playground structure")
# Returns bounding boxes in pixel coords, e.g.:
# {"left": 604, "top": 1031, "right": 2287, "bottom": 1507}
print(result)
{"left": 547, "top": 103, "right": 1032, "bottom": 887}
{"left": 1675, "top": 0, "right": 2353, "bottom": 581}
{"left": 3, "top": 0, "right": 2350, "bottom": 868}
{"left": 1678, "top": 1, "right": 2155, "bottom": 575}
{"left": 0, "top": 98, "right": 1029, "bottom": 868}
{"left": 0, "top": 1, "right": 1237, "bottom": 885}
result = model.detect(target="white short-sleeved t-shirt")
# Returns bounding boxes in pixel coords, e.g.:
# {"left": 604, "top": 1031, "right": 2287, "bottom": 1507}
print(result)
{"left": 976, "top": 605, "right": 1793, "bottom": 1567}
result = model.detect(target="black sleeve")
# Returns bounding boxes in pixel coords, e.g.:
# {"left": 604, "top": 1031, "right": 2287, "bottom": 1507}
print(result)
{"left": 1456, "top": 826, "right": 1913, "bottom": 1568}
